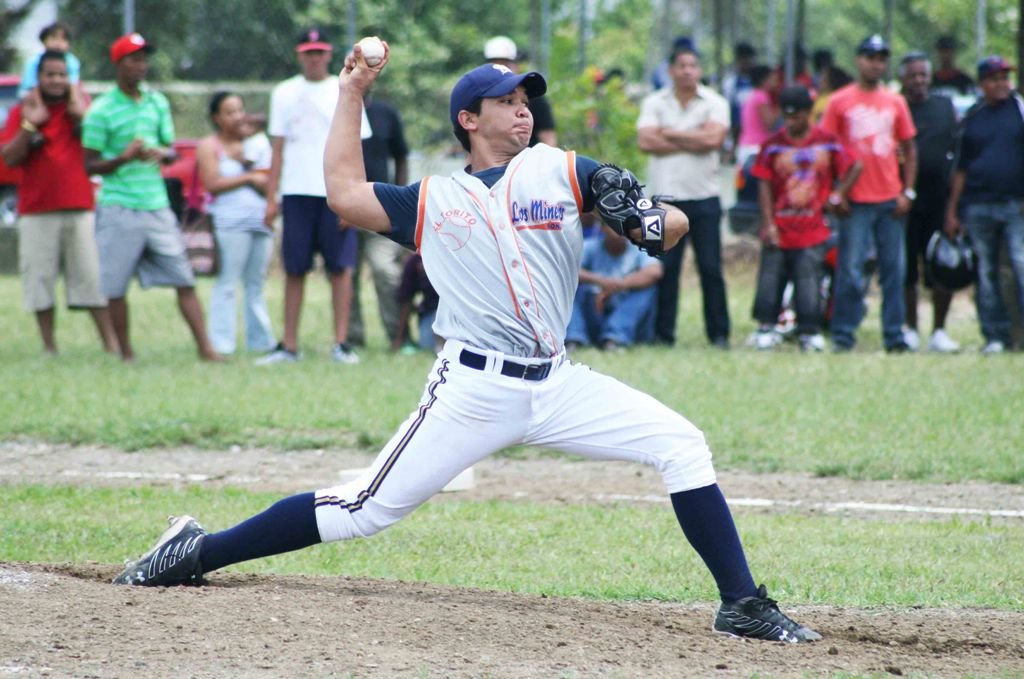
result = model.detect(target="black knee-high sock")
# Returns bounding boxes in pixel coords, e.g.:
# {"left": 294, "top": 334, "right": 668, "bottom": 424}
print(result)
{"left": 670, "top": 484, "right": 758, "bottom": 603}
{"left": 199, "top": 492, "right": 321, "bottom": 573}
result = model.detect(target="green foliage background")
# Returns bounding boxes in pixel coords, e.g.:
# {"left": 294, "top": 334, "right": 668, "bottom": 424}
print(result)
{"left": 43, "top": 0, "right": 1024, "bottom": 160}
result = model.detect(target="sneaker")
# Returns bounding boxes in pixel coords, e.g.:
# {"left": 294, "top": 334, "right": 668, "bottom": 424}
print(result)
{"left": 601, "top": 339, "right": 625, "bottom": 352}
{"left": 331, "top": 342, "right": 360, "bottom": 364}
{"left": 886, "top": 340, "right": 911, "bottom": 354}
{"left": 903, "top": 328, "right": 921, "bottom": 352}
{"left": 713, "top": 584, "right": 822, "bottom": 643}
{"left": 927, "top": 329, "right": 960, "bottom": 353}
{"left": 798, "top": 333, "right": 826, "bottom": 352}
{"left": 753, "top": 329, "right": 781, "bottom": 351}
{"left": 112, "top": 515, "right": 207, "bottom": 586}
{"left": 255, "top": 343, "right": 302, "bottom": 365}
{"left": 982, "top": 340, "right": 1005, "bottom": 355}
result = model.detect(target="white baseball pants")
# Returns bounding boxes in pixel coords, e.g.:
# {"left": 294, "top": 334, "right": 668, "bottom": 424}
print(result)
{"left": 314, "top": 340, "right": 717, "bottom": 542}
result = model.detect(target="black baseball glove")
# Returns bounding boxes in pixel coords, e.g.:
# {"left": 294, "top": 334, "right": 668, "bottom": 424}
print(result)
{"left": 590, "top": 163, "right": 666, "bottom": 256}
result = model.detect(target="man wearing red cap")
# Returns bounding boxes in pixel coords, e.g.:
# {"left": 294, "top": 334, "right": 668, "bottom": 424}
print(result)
{"left": 82, "top": 33, "right": 220, "bottom": 362}
{"left": 257, "top": 28, "right": 364, "bottom": 366}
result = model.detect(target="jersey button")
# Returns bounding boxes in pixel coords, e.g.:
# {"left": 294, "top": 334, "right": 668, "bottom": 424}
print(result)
{"left": 511, "top": 260, "right": 519, "bottom": 268}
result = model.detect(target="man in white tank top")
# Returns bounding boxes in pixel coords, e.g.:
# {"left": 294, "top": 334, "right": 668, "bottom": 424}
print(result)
{"left": 112, "top": 43, "right": 821, "bottom": 645}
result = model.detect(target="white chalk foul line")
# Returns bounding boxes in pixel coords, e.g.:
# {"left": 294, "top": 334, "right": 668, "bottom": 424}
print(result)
{"left": 59, "top": 470, "right": 213, "bottom": 482}
{"left": 590, "top": 493, "right": 1024, "bottom": 519}
{"left": 5, "top": 469, "right": 1023, "bottom": 519}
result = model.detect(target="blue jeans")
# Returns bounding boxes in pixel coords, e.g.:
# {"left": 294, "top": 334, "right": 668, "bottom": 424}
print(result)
{"left": 418, "top": 310, "right": 438, "bottom": 352}
{"left": 566, "top": 285, "right": 658, "bottom": 347}
{"left": 208, "top": 230, "right": 275, "bottom": 354}
{"left": 832, "top": 201, "right": 906, "bottom": 349}
{"left": 659, "top": 197, "right": 729, "bottom": 344}
{"left": 963, "top": 200, "right": 1024, "bottom": 344}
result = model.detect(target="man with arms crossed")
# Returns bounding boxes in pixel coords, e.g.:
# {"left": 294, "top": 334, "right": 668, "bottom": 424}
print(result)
{"left": 637, "top": 43, "right": 731, "bottom": 348}
{"left": 113, "top": 46, "right": 820, "bottom": 645}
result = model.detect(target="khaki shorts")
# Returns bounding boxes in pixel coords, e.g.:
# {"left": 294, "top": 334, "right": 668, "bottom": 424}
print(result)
{"left": 95, "top": 205, "right": 195, "bottom": 298}
{"left": 18, "top": 210, "right": 106, "bottom": 311}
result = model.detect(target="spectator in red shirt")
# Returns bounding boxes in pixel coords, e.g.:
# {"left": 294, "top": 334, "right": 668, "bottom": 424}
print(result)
{"left": 750, "top": 86, "right": 861, "bottom": 352}
{"left": 0, "top": 50, "right": 118, "bottom": 355}
{"left": 820, "top": 34, "right": 918, "bottom": 352}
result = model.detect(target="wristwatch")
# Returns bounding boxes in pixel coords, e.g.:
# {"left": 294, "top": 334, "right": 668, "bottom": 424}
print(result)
{"left": 828, "top": 192, "right": 843, "bottom": 206}
{"left": 902, "top": 188, "right": 918, "bottom": 201}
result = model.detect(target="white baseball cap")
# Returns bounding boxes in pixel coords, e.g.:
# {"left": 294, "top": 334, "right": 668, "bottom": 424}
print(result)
{"left": 484, "top": 36, "right": 518, "bottom": 61}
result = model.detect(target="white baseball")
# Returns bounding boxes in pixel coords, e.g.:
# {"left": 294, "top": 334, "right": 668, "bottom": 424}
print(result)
{"left": 357, "top": 36, "right": 385, "bottom": 66}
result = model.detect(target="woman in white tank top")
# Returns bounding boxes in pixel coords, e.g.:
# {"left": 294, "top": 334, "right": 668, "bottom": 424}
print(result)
{"left": 196, "top": 92, "right": 276, "bottom": 355}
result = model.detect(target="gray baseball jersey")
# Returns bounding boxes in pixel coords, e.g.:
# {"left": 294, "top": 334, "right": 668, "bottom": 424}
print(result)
{"left": 414, "top": 144, "right": 585, "bottom": 357}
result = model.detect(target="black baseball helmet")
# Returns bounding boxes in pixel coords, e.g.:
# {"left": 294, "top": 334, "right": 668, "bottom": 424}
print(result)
{"left": 925, "top": 232, "right": 977, "bottom": 290}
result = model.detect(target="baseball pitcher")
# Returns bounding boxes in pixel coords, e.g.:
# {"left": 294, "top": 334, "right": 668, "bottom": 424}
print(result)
{"left": 113, "top": 40, "right": 820, "bottom": 644}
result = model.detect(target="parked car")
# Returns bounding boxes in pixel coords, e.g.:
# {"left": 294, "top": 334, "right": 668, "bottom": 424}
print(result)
{"left": 162, "top": 138, "right": 203, "bottom": 220}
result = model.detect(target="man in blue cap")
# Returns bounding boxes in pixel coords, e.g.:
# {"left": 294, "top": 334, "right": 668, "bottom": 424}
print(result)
{"left": 111, "top": 50, "right": 821, "bottom": 645}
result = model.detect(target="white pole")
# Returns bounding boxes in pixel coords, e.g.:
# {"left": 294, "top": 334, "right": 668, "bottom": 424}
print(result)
{"left": 541, "top": 0, "right": 551, "bottom": 75}
{"left": 976, "top": 0, "right": 987, "bottom": 62}
{"left": 123, "top": 0, "right": 135, "bottom": 34}
{"left": 347, "top": 0, "right": 357, "bottom": 50}
{"left": 783, "top": 0, "right": 796, "bottom": 85}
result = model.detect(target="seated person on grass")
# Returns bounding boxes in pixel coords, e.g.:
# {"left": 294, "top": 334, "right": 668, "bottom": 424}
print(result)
{"left": 566, "top": 223, "right": 663, "bottom": 351}
{"left": 390, "top": 253, "right": 440, "bottom": 353}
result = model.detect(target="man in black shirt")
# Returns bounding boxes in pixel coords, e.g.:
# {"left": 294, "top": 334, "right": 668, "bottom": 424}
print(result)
{"left": 899, "top": 52, "right": 960, "bottom": 352}
{"left": 945, "top": 56, "right": 1024, "bottom": 354}
{"left": 484, "top": 35, "right": 557, "bottom": 147}
{"left": 348, "top": 92, "right": 410, "bottom": 347}
{"left": 932, "top": 35, "right": 976, "bottom": 99}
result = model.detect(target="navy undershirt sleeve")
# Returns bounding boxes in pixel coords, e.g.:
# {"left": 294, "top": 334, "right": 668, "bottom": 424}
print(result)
{"left": 576, "top": 155, "right": 600, "bottom": 213}
{"left": 373, "top": 181, "right": 421, "bottom": 250}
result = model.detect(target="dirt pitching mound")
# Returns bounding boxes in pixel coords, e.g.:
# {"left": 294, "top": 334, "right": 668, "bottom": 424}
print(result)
{"left": 2, "top": 562, "right": 1022, "bottom": 678}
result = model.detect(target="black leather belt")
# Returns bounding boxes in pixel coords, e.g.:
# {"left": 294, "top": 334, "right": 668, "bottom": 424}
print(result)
{"left": 459, "top": 349, "right": 552, "bottom": 381}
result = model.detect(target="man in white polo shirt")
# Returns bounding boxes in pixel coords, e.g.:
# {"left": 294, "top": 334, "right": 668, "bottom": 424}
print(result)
{"left": 258, "top": 27, "right": 370, "bottom": 365}
{"left": 637, "top": 43, "right": 731, "bottom": 348}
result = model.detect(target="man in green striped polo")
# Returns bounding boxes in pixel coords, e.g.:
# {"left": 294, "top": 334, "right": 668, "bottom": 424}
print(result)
{"left": 83, "top": 33, "right": 220, "bottom": 362}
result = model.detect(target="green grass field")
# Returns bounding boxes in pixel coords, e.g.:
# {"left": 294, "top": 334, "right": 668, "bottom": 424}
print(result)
{"left": 1, "top": 271, "right": 1020, "bottom": 482}
{"left": 1, "top": 268, "right": 1022, "bottom": 610}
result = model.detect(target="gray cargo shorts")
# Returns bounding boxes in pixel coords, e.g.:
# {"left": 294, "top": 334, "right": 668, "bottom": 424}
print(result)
{"left": 95, "top": 205, "right": 195, "bottom": 298}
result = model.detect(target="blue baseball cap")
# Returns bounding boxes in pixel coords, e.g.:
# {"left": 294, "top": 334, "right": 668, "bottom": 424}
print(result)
{"left": 977, "top": 55, "right": 1013, "bottom": 80}
{"left": 449, "top": 64, "right": 547, "bottom": 126}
